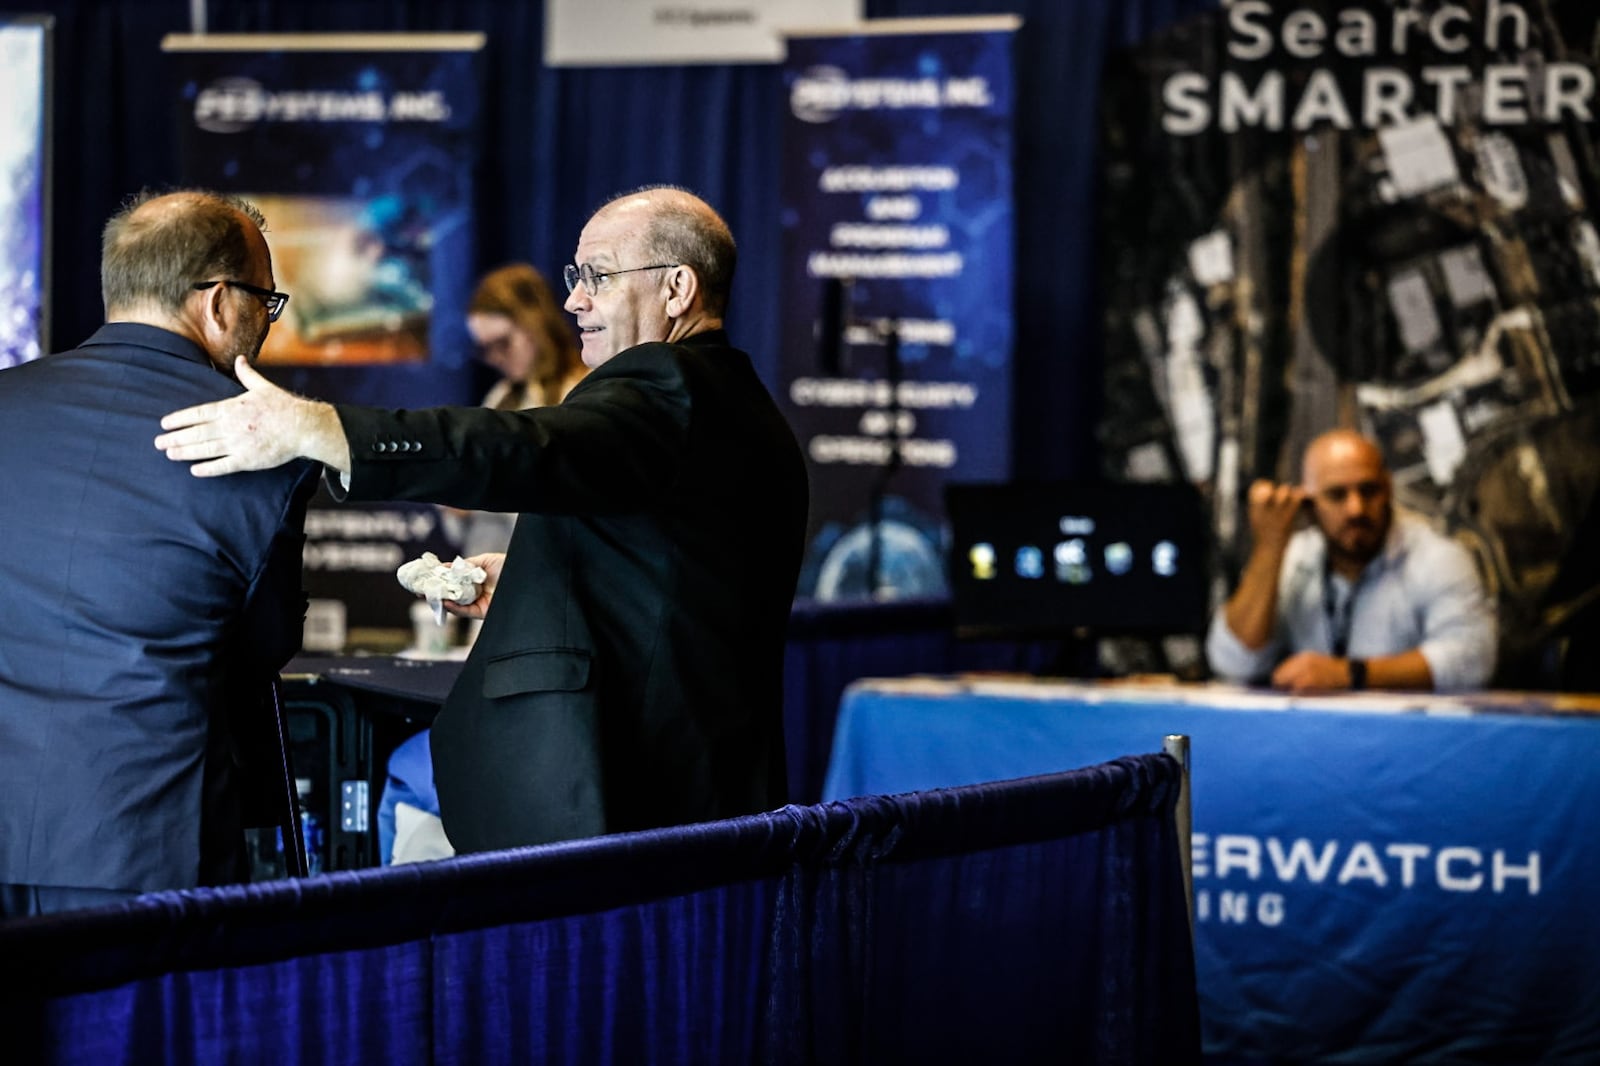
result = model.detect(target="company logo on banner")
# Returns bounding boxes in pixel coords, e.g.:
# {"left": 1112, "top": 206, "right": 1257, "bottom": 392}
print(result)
{"left": 190, "top": 76, "right": 454, "bottom": 133}
{"left": 165, "top": 34, "right": 486, "bottom": 647}
{"left": 1192, "top": 829, "right": 1541, "bottom": 929}
{"left": 779, "top": 18, "right": 1018, "bottom": 604}
{"left": 1178, "top": 730, "right": 1585, "bottom": 1064}
{"left": 1099, "top": 0, "right": 1600, "bottom": 683}
{"left": 789, "top": 67, "right": 995, "bottom": 122}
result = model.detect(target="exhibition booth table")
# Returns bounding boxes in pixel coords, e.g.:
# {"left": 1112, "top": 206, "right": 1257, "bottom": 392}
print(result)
{"left": 823, "top": 676, "right": 1600, "bottom": 1063}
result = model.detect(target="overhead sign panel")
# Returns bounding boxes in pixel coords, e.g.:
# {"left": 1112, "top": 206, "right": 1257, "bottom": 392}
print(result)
{"left": 546, "top": 0, "right": 862, "bottom": 66}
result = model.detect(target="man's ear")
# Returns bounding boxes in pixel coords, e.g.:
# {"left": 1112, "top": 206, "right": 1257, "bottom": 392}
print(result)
{"left": 664, "top": 265, "right": 699, "bottom": 318}
{"left": 198, "top": 282, "right": 230, "bottom": 331}
{"left": 193, "top": 282, "right": 237, "bottom": 359}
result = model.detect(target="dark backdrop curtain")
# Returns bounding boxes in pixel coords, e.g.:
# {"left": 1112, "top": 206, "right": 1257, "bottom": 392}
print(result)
{"left": 1, "top": 0, "right": 1216, "bottom": 479}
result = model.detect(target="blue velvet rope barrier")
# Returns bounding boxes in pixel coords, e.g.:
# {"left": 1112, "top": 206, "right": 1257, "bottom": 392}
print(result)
{"left": 0, "top": 753, "right": 1198, "bottom": 1066}
{"left": 0, "top": 752, "right": 1183, "bottom": 992}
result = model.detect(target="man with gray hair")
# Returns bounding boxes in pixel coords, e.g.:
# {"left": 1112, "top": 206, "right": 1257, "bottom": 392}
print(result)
{"left": 157, "top": 186, "right": 810, "bottom": 853}
{"left": 0, "top": 189, "right": 317, "bottom": 917}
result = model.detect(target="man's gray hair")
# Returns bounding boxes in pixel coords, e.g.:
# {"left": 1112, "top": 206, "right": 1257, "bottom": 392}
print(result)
{"left": 101, "top": 188, "right": 267, "bottom": 316}
{"left": 610, "top": 184, "right": 737, "bottom": 317}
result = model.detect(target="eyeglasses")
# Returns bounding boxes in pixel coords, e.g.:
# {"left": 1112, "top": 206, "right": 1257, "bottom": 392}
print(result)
{"left": 562, "top": 262, "right": 678, "bottom": 297}
{"left": 192, "top": 279, "right": 290, "bottom": 322}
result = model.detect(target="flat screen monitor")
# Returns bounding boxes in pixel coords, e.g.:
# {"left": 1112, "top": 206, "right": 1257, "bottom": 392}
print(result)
{"left": 0, "top": 15, "right": 52, "bottom": 368}
{"left": 945, "top": 480, "right": 1210, "bottom": 639}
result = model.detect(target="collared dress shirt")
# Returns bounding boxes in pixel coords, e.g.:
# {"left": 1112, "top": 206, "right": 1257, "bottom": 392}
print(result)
{"left": 1206, "top": 510, "right": 1497, "bottom": 690}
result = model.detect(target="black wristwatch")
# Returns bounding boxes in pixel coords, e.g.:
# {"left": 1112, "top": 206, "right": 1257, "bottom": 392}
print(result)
{"left": 1347, "top": 658, "right": 1368, "bottom": 691}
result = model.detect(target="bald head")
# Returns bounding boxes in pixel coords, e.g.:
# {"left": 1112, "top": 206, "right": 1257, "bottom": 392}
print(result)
{"left": 1302, "top": 429, "right": 1387, "bottom": 486}
{"left": 102, "top": 189, "right": 269, "bottom": 319}
{"left": 100, "top": 188, "right": 279, "bottom": 371}
{"left": 1302, "top": 429, "right": 1393, "bottom": 571}
{"left": 595, "top": 186, "right": 737, "bottom": 317}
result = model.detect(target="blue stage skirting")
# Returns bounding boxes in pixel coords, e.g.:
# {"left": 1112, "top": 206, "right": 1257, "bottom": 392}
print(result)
{"left": 0, "top": 752, "right": 1198, "bottom": 1066}
{"left": 824, "top": 677, "right": 1600, "bottom": 1063}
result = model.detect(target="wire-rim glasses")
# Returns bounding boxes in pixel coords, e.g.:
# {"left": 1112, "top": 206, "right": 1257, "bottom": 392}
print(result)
{"left": 562, "top": 262, "right": 678, "bottom": 297}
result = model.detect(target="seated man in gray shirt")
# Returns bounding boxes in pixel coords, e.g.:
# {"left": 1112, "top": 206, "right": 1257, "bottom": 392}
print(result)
{"left": 1206, "top": 429, "right": 1496, "bottom": 693}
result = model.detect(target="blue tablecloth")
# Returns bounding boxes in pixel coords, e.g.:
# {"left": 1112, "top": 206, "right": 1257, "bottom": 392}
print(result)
{"left": 824, "top": 677, "right": 1600, "bottom": 1063}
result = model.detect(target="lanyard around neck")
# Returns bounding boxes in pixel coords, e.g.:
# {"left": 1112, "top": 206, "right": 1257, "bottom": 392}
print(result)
{"left": 1323, "top": 569, "right": 1358, "bottom": 658}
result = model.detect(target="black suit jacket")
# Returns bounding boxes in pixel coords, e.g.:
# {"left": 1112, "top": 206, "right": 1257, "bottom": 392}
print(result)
{"left": 0, "top": 325, "right": 317, "bottom": 892}
{"left": 335, "top": 330, "right": 809, "bottom": 851}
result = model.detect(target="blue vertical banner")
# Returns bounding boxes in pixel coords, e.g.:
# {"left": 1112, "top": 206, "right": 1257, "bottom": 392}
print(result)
{"left": 164, "top": 33, "right": 485, "bottom": 408}
{"left": 163, "top": 34, "right": 487, "bottom": 649}
{"left": 779, "top": 19, "right": 1018, "bottom": 604}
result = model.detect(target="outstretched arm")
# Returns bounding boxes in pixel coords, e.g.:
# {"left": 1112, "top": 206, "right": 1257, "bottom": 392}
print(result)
{"left": 155, "top": 356, "right": 353, "bottom": 476}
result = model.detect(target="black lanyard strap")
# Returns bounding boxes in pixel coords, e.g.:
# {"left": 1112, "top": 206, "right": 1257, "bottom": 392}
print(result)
{"left": 1323, "top": 570, "right": 1357, "bottom": 659}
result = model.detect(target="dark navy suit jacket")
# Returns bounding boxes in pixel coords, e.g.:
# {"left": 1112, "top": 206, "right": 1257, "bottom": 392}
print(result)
{"left": 334, "top": 330, "right": 809, "bottom": 852}
{"left": 0, "top": 324, "right": 317, "bottom": 893}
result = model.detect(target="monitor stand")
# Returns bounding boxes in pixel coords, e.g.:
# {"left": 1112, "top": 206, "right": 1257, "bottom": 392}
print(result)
{"left": 1045, "top": 629, "right": 1100, "bottom": 679}
{"left": 1048, "top": 632, "right": 1204, "bottom": 682}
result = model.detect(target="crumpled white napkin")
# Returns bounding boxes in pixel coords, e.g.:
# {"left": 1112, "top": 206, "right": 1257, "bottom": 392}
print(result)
{"left": 396, "top": 552, "right": 488, "bottom": 625}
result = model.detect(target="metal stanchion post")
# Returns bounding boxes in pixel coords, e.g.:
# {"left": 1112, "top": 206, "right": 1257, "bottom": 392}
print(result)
{"left": 1163, "top": 733, "right": 1193, "bottom": 940}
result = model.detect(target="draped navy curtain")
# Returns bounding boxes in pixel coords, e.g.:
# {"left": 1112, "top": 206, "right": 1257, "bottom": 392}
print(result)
{"left": 3, "top": 0, "right": 1216, "bottom": 479}
{"left": 0, "top": 754, "right": 1198, "bottom": 1065}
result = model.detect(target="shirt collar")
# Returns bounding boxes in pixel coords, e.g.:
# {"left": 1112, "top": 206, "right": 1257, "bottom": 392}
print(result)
{"left": 80, "top": 323, "right": 218, "bottom": 371}
{"left": 679, "top": 327, "right": 729, "bottom": 349}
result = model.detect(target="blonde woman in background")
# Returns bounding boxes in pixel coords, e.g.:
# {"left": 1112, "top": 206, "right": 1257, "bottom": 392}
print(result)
{"left": 390, "top": 264, "right": 588, "bottom": 862}
{"left": 445, "top": 263, "right": 588, "bottom": 557}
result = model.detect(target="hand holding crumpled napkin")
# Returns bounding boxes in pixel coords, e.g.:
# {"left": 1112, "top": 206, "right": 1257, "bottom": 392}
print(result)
{"left": 396, "top": 552, "right": 488, "bottom": 625}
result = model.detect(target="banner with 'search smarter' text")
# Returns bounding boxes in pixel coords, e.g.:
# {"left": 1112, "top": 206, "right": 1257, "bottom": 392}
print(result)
{"left": 165, "top": 35, "right": 487, "bottom": 648}
{"left": 779, "top": 19, "right": 1018, "bottom": 604}
{"left": 1098, "top": 0, "right": 1600, "bottom": 1056}
{"left": 1100, "top": 0, "right": 1600, "bottom": 680}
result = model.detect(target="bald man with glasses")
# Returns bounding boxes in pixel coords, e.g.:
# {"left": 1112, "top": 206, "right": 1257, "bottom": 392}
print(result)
{"left": 0, "top": 188, "right": 318, "bottom": 917}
